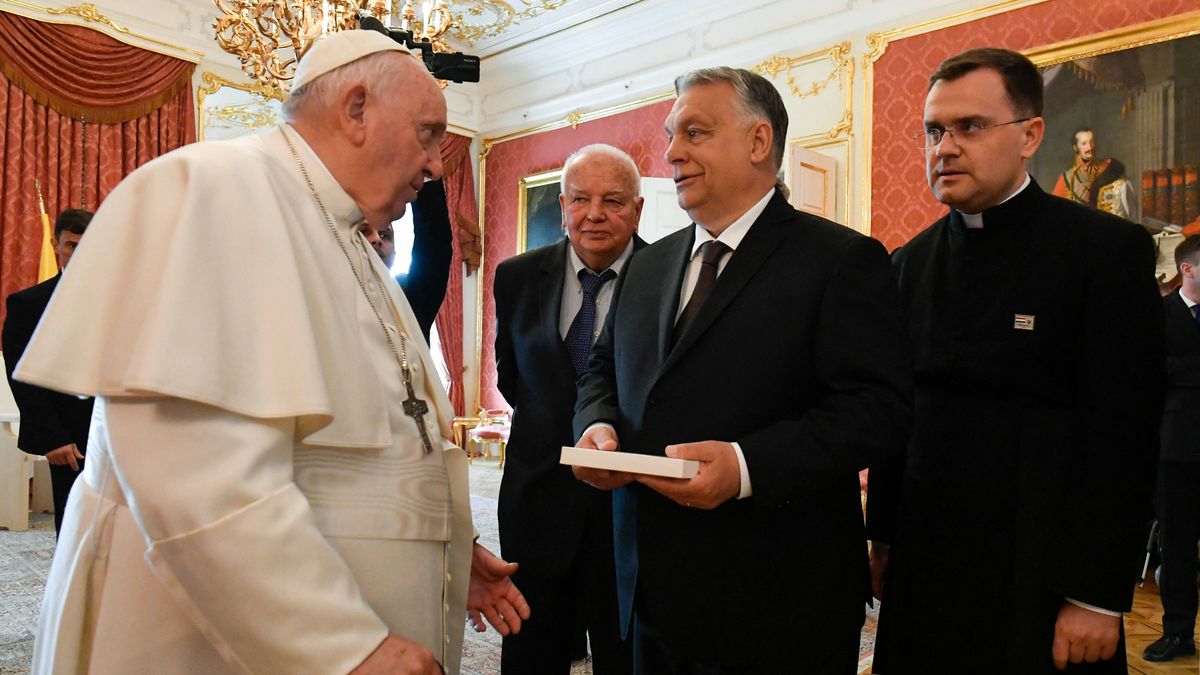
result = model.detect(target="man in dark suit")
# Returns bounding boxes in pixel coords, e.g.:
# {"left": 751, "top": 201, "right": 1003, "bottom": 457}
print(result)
{"left": 1143, "top": 235, "right": 1200, "bottom": 662}
{"left": 2, "top": 208, "right": 94, "bottom": 535}
{"left": 571, "top": 67, "right": 913, "bottom": 673}
{"left": 494, "top": 144, "right": 646, "bottom": 674}
{"left": 869, "top": 48, "right": 1164, "bottom": 674}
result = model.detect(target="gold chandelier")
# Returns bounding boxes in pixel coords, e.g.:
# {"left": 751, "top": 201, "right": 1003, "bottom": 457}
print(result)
{"left": 212, "top": 1, "right": 459, "bottom": 95}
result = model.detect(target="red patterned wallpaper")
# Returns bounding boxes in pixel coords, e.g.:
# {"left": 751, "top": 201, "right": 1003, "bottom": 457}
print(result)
{"left": 479, "top": 99, "right": 676, "bottom": 409}
{"left": 871, "top": 0, "right": 1200, "bottom": 251}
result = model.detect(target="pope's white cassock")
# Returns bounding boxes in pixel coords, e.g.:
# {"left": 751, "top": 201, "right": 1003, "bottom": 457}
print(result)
{"left": 15, "top": 123, "right": 473, "bottom": 674}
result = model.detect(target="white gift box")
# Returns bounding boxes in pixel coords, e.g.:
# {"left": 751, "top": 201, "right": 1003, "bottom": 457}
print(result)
{"left": 559, "top": 446, "right": 699, "bottom": 479}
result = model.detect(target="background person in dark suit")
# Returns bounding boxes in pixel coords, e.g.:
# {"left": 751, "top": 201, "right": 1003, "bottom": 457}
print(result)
{"left": 571, "top": 67, "right": 913, "bottom": 674}
{"left": 359, "top": 178, "right": 453, "bottom": 343}
{"left": 1143, "top": 235, "right": 1200, "bottom": 662}
{"left": 869, "top": 48, "right": 1164, "bottom": 674}
{"left": 2, "top": 208, "right": 94, "bottom": 535}
{"left": 493, "top": 143, "right": 646, "bottom": 674}
{"left": 399, "top": 178, "right": 453, "bottom": 343}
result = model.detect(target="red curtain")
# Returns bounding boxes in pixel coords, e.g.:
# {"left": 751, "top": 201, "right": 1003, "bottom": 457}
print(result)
{"left": 0, "top": 11, "right": 195, "bottom": 330}
{"left": 0, "top": 11, "right": 193, "bottom": 123}
{"left": 437, "top": 133, "right": 480, "bottom": 416}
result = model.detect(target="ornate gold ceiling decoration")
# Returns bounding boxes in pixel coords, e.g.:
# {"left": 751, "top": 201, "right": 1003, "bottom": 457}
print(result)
{"left": 212, "top": 1, "right": 571, "bottom": 94}
{"left": 212, "top": 1, "right": 387, "bottom": 96}
{"left": 450, "top": 0, "right": 569, "bottom": 45}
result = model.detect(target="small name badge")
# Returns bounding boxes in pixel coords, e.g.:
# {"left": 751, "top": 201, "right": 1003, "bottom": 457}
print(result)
{"left": 1013, "top": 314, "right": 1036, "bottom": 331}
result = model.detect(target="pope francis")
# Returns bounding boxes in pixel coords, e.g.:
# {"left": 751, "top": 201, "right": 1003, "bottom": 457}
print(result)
{"left": 16, "top": 29, "right": 528, "bottom": 675}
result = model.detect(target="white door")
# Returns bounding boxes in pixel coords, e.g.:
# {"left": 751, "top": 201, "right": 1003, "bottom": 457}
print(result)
{"left": 789, "top": 146, "right": 837, "bottom": 220}
{"left": 638, "top": 176, "right": 693, "bottom": 244}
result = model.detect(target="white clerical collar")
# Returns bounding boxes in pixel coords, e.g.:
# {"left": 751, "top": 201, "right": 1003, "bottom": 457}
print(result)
{"left": 280, "top": 124, "right": 363, "bottom": 228}
{"left": 690, "top": 188, "right": 774, "bottom": 258}
{"left": 567, "top": 237, "right": 635, "bottom": 277}
{"left": 959, "top": 173, "right": 1031, "bottom": 229}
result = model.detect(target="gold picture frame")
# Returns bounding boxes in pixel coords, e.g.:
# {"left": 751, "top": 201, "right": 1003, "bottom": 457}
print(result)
{"left": 516, "top": 168, "right": 564, "bottom": 254}
{"left": 1025, "top": 12, "right": 1200, "bottom": 231}
{"left": 861, "top": 4, "right": 1200, "bottom": 235}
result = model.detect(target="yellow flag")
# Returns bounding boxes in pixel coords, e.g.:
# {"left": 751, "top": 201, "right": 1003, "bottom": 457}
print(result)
{"left": 34, "top": 180, "right": 58, "bottom": 282}
{"left": 37, "top": 211, "right": 58, "bottom": 282}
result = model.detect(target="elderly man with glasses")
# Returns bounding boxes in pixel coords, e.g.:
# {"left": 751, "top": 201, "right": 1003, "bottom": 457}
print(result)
{"left": 867, "top": 47, "right": 1165, "bottom": 675}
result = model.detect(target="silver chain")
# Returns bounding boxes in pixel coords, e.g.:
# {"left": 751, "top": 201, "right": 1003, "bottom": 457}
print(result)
{"left": 281, "top": 129, "right": 418, "bottom": 391}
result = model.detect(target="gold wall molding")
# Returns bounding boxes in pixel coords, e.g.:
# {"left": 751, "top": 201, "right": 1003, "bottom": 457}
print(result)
{"left": 0, "top": 0, "right": 204, "bottom": 59}
{"left": 48, "top": 2, "right": 120, "bottom": 30}
{"left": 755, "top": 41, "right": 850, "bottom": 100}
{"left": 207, "top": 103, "right": 277, "bottom": 129}
{"left": 859, "top": 0, "right": 1048, "bottom": 232}
{"left": 480, "top": 90, "right": 674, "bottom": 150}
{"left": 196, "top": 71, "right": 286, "bottom": 142}
{"left": 754, "top": 40, "right": 854, "bottom": 144}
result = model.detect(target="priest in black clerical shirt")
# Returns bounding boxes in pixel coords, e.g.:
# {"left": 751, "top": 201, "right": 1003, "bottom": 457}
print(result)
{"left": 868, "top": 48, "right": 1164, "bottom": 675}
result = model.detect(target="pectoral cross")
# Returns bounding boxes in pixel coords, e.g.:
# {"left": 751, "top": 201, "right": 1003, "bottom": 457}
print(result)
{"left": 403, "top": 378, "right": 434, "bottom": 454}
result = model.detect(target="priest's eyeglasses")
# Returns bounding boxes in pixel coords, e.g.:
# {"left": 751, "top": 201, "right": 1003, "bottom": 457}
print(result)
{"left": 915, "top": 118, "right": 1031, "bottom": 149}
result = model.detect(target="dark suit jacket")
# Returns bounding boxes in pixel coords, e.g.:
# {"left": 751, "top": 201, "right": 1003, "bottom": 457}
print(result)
{"left": 572, "top": 192, "right": 913, "bottom": 666}
{"left": 1162, "top": 290, "right": 1200, "bottom": 462}
{"left": 399, "top": 179, "right": 453, "bottom": 343}
{"left": 870, "top": 181, "right": 1163, "bottom": 674}
{"left": 2, "top": 274, "right": 93, "bottom": 455}
{"left": 494, "top": 236, "right": 646, "bottom": 575}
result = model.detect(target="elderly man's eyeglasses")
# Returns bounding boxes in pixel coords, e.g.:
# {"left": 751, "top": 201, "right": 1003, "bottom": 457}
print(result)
{"left": 914, "top": 118, "right": 1031, "bottom": 148}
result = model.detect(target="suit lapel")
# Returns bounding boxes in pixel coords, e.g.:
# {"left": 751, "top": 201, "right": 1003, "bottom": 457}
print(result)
{"left": 655, "top": 228, "right": 695, "bottom": 366}
{"left": 538, "top": 239, "right": 571, "bottom": 365}
{"left": 659, "top": 195, "right": 789, "bottom": 376}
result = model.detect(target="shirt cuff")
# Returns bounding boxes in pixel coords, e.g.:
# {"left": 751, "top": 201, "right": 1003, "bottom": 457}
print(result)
{"left": 580, "top": 422, "right": 617, "bottom": 445}
{"left": 731, "top": 442, "right": 752, "bottom": 499}
{"left": 1065, "top": 598, "right": 1121, "bottom": 617}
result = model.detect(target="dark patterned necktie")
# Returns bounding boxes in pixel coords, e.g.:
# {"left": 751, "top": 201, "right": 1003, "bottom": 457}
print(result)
{"left": 1193, "top": 304, "right": 1200, "bottom": 325}
{"left": 672, "top": 240, "right": 731, "bottom": 347}
{"left": 565, "top": 268, "right": 617, "bottom": 374}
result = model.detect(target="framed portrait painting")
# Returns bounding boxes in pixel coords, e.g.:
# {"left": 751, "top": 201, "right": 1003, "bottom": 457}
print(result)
{"left": 517, "top": 169, "right": 564, "bottom": 254}
{"left": 1027, "top": 15, "right": 1200, "bottom": 236}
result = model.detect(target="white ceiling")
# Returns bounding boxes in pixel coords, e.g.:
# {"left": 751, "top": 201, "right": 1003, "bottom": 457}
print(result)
{"left": 440, "top": 0, "right": 644, "bottom": 58}
{"left": 42, "top": 0, "right": 989, "bottom": 134}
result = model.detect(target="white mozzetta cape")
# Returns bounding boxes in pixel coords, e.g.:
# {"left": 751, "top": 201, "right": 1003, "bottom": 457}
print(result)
{"left": 16, "top": 126, "right": 473, "bottom": 674}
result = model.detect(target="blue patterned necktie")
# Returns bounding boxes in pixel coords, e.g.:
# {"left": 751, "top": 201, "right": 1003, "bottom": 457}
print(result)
{"left": 565, "top": 268, "right": 617, "bottom": 374}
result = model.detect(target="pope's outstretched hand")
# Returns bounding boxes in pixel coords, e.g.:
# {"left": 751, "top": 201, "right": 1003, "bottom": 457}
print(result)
{"left": 467, "top": 543, "right": 530, "bottom": 635}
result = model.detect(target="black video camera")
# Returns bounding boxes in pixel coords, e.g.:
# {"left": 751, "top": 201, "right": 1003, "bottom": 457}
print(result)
{"left": 358, "top": 13, "right": 480, "bottom": 83}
